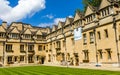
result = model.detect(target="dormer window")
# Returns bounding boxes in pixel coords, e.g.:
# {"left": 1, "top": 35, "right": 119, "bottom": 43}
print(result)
{"left": 64, "top": 25, "right": 70, "bottom": 32}
{"left": 101, "top": 7, "right": 110, "bottom": 18}
{"left": 86, "top": 14, "right": 95, "bottom": 24}
{"left": 23, "top": 34, "right": 31, "bottom": 39}
{"left": 37, "top": 35, "right": 42, "bottom": 40}
{"left": 74, "top": 21, "right": 79, "bottom": 27}
{"left": 107, "top": 7, "right": 110, "bottom": 15}
{"left": 42, "top": 36, "right": 46, "bottom": 39}
{"left": 9, "top": 33, "right": 19, "bottom": 39}
{"left": 57, "top": 29, "right": 61, "bottom": 35}
{"left": 79, "top": 20, "right": 82, "bottom": 25}
{"left": 102, "top": 9, "right": 108, "bottom": 17}
{"left": 0, "top": 32, "right": 5, "bottom": 38}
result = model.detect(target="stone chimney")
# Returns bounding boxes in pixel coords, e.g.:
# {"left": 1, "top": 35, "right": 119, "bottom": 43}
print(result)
{"left": 2, "top": 21, "right": 7, "bottom": 29}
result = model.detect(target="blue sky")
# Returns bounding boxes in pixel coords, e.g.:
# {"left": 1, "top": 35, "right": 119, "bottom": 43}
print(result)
{"left": 0, "top": 0, "right": 84, "bottom": 27}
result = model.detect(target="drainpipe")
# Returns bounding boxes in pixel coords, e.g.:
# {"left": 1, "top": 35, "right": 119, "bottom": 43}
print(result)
{"left": 26, "top": 43, "right": 28, "bottom": 64}
{"left": 3, "top": 42, "right": 5, "bottom": 67}
{"left": 111, "top": 2, "right": 120, "bottom": 67}
{"left": 62, "top": 26, "right": 68, "bottom": 68}
{"left": 93, "top": 29, "right": 99, "bottom": 67}
{"left": 50, "top": 38, "right": 53, "bottom": 63}
{"left": 113, "top": 16, "right": 120, "bottom": 67}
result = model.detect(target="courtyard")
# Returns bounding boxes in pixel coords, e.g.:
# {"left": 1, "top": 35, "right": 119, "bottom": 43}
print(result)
{"left": 0, "top": 66, "right": 120, "bottom": 75}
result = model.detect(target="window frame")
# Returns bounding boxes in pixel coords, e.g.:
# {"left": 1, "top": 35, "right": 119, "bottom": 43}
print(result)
{"left": 104, "top": 29, "right": 109, "bottom": 38}
{"left": 28, "top": 44, "right": 34, "bottom": 51}
{"left": 89, "top": 32, "right": 94, "bottom": 44}
{"left": 20, "top": 56, "right": 24, "bottom": 61}
{"left": 6, "top": 44, "right": 13, "bottom": 51}
{"left": 97, "top": 31, "right": 101, "bottom": 40}
{"left": 38, "top": 45, "right": 42, "bottom": 51}
{"left": 83, "top": 34, "right": 87, "bottom": 45}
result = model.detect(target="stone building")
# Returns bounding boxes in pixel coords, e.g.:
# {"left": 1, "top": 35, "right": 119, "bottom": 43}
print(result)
{"left": 0, "top": 22, "right": 48, "bottom": 66}
{"left": 0, "top": 0, "right": 120, "bottom": 67}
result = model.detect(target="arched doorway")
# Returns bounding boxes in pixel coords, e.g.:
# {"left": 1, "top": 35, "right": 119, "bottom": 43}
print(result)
{"left": 40, "top": 56, "right": 45, "bottom": 64}
{"left": 74, "top": 53, "right": 79, "bottom": 66}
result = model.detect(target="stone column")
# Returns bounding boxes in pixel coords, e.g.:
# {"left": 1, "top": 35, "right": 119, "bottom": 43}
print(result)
{"left": 26, "top": 43, "right": 28, "bottom": 64}
{"left": 2, "top": 42, "right": 6, "bottom": 67}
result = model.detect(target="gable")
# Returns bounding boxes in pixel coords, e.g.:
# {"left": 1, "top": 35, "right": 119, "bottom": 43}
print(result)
{"left": 36, "top": 30, "right": 42, "bottom": 35}
{"left": 74, "top": 12, "right": 81, "bottom": 22}
{"left": 10, "top": 27, "right": 19, "bottom": 33}
{"left": 65, "top": 18, "right": 70, "bottom": 25}
{"left": 85, "top": 6, "right": 94, "bottom": 16}
{"left": 47, "top": 28, "right": 51, "bottom": 34}
{"left": 24, "top": 28, "right": 32, "bottom": 34}
{"left": 58, "top": 22, "right": 62, "bottom": 29}
{"left": 99, "top": 0, "right": 110, "bottom": 10}
{"left": 52, "top": 26, "right": 57, "bottom": 32}
{"left": 0, "top": 26, "right": 6, "bottom": 32}
{"left": 52, "top": 26, "right": 55, "bottom": 32}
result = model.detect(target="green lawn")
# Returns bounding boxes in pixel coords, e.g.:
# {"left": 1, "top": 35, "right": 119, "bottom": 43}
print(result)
{"left": 0, "top": 66, "right": 120, "bottom": 75}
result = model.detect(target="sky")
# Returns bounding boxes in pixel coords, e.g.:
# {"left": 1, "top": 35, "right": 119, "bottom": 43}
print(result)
{"left": 0, "top": 0, "right": 84, "bottom": 27}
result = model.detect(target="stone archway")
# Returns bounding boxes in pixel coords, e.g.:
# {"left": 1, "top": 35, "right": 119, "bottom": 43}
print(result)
{"left": 74, "top": 53, "right": 79, "bottom": 66}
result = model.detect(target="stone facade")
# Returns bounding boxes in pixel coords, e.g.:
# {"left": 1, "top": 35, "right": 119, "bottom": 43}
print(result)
{"left": 0, "top": 0, "right": 120, "bottom": 67}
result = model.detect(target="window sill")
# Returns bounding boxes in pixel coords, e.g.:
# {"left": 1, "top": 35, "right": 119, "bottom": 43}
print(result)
{"left": 7, "top": 61, "right": 14, "bottom": 64}
{"left": 28, "top": 50, "right": 34, "bottom": 52}
{"left": 28, "top": 61, "right": 34, "bottom": 63}
{"left": 83, "top": 43, "right": 87, "bottom": 45}
{"left": 46, "top": 50, "right": 48, "bottom": 52}
{"left": 90, "top": 42, "right": 94, "bottom": 44}
{"left": 6, "top": 50, "right": 14, "bottom": 52}
{"left": 83, "top": 60, "right": 89, "bottom": 63}
{"left": 20, "top": 60, "right": 24, "bottom": 63}
{"left": 10, "top": 38, "right": 19, "bottom": 39}
{"left": 38, "top": 50, "right": 42, "bottom": 51}
{"left": 20, "top": 50, "right": 26, "bottom": 53}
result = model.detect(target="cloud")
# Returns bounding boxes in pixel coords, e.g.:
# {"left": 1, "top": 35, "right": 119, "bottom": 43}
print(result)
{"left": 43, "top": 14, "right": 54, "bottom": 19}
{"left": 38, "top": 15, "right": 73, "bottom": 27}
{"left": 68, "top": 15, "right": 73, "bottom": 18}
{"left": 38, "top": 17, "right": 66, "bottom": 27}
{"left": 0, "top": 0, "right": 45, "bottom": 23}
{"left": 54, "top": 18, "right": 66, "bottom": 24}
{"left": 38, "top": 23, "right": 53, "bottom": 27}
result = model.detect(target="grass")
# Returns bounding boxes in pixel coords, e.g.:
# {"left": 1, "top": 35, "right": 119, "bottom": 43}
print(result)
{"left": 0, "top": 66, "right": 120, "bottom": 75}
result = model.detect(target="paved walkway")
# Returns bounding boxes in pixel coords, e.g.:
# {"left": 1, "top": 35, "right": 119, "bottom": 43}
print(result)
{"left": 42, "top": 64, "right": 120, "bottom": 71}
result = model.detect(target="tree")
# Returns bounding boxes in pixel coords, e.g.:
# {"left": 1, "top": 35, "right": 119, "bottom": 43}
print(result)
{"left": 82, "top": 0, "right": 101, "bottom": 12}
{"left": 75, "top": 9, "right": 81, "bottom": 13}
